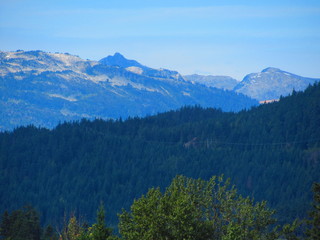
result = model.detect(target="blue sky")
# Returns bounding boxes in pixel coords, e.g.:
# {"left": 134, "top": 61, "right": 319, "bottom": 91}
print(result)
{"left": 1, "top": 0, "right": 319, "bottom": 80}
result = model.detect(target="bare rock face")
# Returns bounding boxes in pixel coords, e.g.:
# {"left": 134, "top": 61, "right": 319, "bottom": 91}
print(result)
{"left": 0, "top": 50, "right": 257, "bottom": 131}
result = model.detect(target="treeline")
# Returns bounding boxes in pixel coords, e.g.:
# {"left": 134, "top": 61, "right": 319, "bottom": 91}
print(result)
{"left": 1, "top": 176, "right": 320, "bottom": 240}
{"left": 0, "top": 83, "right": 320, "bottom": 228}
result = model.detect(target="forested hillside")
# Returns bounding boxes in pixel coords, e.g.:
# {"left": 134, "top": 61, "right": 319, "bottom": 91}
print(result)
{"left": 0, "top": 83, "right": 319, "bottom": 228}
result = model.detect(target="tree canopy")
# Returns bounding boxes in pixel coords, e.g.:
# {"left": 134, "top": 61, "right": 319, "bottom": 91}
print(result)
{"left": 0, "top": 206, "right": 41, "bottom": 240}
{"left": 119, "top": 175, "right": 299, "bottom": 240}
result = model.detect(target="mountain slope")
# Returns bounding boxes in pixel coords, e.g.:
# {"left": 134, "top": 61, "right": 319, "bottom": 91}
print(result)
{"left": 183, "top": 74, "right": 238, "bottom": 90}
{"left": 234, "top": 67, "right": 320, "bottom": 101}
{"left": 0, "top": 50, "right": 257, "bottom": 131}
{"left": 1, "top": 83, "right": 319, "bottom": 228}
{"left": 99, "top": 52, "right": 185, "bottom": 81}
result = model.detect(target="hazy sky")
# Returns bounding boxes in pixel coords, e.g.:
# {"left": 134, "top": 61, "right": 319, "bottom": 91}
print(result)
{"left": 1, "top": 0, "right": 319, "bottom": 80}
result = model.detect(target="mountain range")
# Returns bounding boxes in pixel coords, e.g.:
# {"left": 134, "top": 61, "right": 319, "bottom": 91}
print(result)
{"left": 0, "top": 50, "right": 255, "bottom": 130}
{"left": 0, "top": 50, "right": 319, "bottom": 130}
{"left": 184, "top": 68, "right": 319, "bottom": 101}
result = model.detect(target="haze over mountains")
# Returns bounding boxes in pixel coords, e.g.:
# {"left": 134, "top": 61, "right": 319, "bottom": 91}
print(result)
{"left": 0, "top": 49, "right": 319, "bottom": 130}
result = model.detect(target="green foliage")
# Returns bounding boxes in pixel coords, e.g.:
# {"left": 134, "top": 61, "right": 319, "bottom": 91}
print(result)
{"left": 119, "top": 175, "right": 296, "bottom": 240}
{"left": 88, "top": 204, "right": 112, "bottom": 240}
{"left": 280, "top": 220, "right": 302, "bottom": 240}
{"left": 0, "top": 180, "right": 305, "bottom": 240}
{"left": 59, "top": 215, "right": 82, "bottom": 240}
{"left": 67, "top": 216, "right": 81, "bottom": 240}
{"left": 42, "top": 225, "right": 59, "bottom": 240}
{"left": 59, "top": 204, "right": 116, "bottom": 240}
{"left": 0, "top": 206, "right": 41, "bottom": 240}
{"left": 306, "top": 182, "right": 320, "bottom": 239}
{"left": 0, "top": 211, "right": 10, "bottom": 238}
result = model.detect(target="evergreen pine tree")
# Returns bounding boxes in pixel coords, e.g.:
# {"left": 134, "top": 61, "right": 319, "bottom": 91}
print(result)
{"left": 306, "top": 183, "right": 320, "bottom": 239}
{"left": 89, "top": 204, "right": 112, "bottom": 240}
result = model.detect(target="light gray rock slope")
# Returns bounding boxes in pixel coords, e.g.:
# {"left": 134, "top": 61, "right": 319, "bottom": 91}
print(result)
{"left": 0, "top": 50, "right": 257, "bottom": 130}
{"left": 234, "top": 67, "right": 320, "bottom": 101}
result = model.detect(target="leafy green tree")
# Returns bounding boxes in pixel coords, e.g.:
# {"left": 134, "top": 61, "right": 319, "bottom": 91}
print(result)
{"left": 306, "top": 182, "right": 320, "bottom": 239}
{"left": 119, "top": 175, "right": 299, "bottom": 240}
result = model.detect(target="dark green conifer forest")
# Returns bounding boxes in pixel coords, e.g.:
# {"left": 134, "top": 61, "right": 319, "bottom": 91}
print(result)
{"left": 0, "top": 83, "right": 320, "bottom": 239}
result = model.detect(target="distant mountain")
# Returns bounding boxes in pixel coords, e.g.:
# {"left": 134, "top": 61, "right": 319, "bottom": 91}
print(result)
{"left": 234, "top": 67, "right": 320, "bottom": 101}
{"left": 0, "top": 50, "right": 257, "bottom": 131}
{"left": 100, "top": 52, "right": 145, "bottom": 69}
{"left": 183, "top": 74, "right": 238, "bottom": 90}
{"left": 100, "top": 53, "right": 185, "bottom": 81}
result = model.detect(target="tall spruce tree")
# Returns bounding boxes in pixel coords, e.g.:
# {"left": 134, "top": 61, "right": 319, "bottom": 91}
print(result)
{"left": 88, "top": 204, "right": 112, "bottom": 240}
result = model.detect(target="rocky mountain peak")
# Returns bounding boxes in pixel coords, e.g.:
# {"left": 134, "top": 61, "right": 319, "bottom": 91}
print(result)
{"left": 99, "top": 53, "right": 144, "bottom": 69}
{"left": 113, "top": 52, "right": 124, "bottom": 57}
